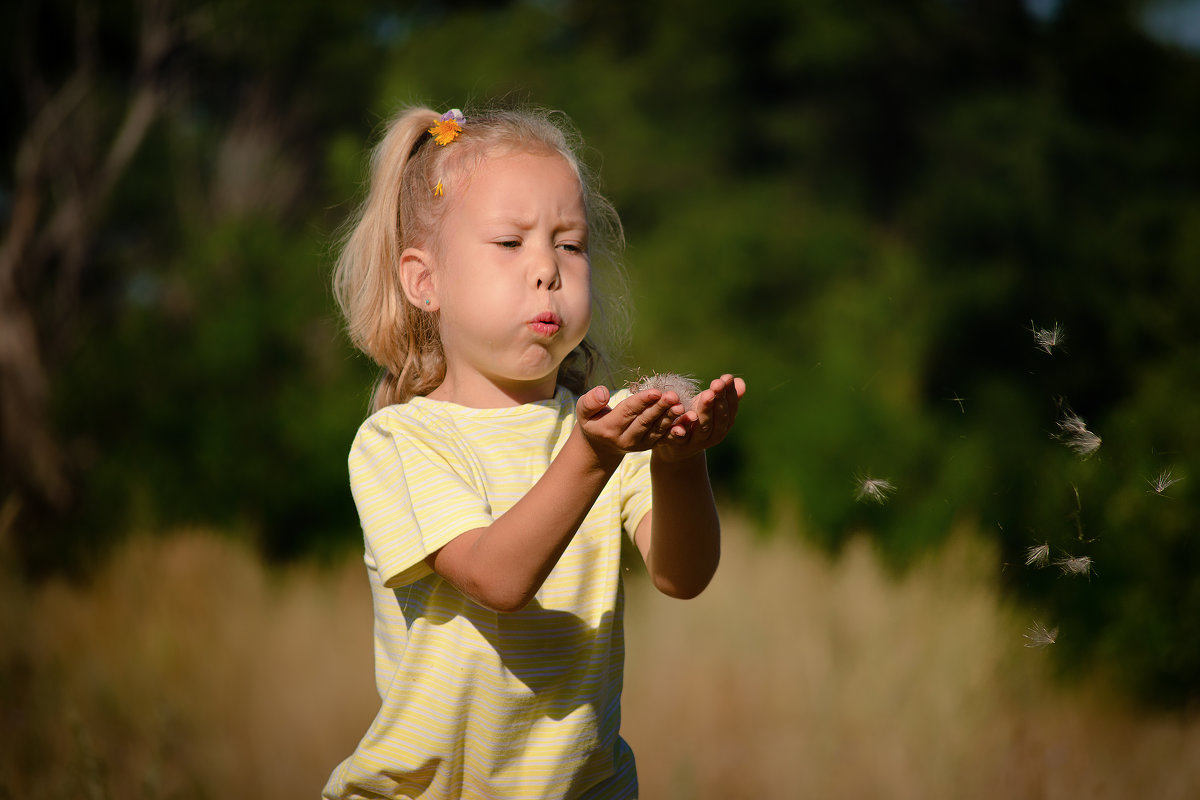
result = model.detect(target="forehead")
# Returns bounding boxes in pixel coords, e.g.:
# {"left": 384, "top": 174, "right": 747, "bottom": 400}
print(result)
{"left": 455, "top": 149, "right": 586, "bottom": 218}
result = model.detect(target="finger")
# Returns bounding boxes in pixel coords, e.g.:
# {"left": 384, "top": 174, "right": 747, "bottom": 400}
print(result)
{"left": 693, "top": 388, "right": 718, "bottom": 434}
{"left": 633, "top": 388, "right": 686, "bottom": 416}
{"left": 631, "top": 393, "right": 682, "bottom": 434}
{"left": 601, "top": 391, "right": 666, "bottom": 444}
{"left": 717, "top": 377, "right": 743, "bottom": 432}
{"left": 654, "top": 406, "right": 685, "bottom": 437}
{"left": 616, "top": 387, "right": 663, "bottom": 418}
{"left": 576, "top": 385, "right": 611, "bottom": 421}
{"left": 714, "top": 375, "right": 740, "bottom": 421}
{"left": 709, "top": 374, "right": 743, "bottom": 424}
{"left": 710, "top": 377, "right": 731, "bottom": 416}
{"left": 651, "top": 388, "right": 681, "bottom": 407}
{"left": 674, "top": 408, "right": 698, "bottom": 428}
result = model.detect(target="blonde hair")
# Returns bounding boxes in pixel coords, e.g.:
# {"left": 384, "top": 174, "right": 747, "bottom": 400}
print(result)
{"left": 333, "top": 103, "right": 627, "bottom": 411}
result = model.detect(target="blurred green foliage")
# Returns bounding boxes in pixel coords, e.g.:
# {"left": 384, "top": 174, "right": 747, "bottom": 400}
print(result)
{"left": 4, "top": 0, "right": 1199, "bottom": 705}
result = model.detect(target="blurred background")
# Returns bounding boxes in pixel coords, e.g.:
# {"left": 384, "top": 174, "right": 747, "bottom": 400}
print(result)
{"left": 3, "top": 0, "right": 1199, "bottom": 796}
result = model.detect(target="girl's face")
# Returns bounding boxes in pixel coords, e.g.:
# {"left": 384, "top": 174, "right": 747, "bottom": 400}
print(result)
{"left": 428, "top": 150, "right": 592, "bottom": 407}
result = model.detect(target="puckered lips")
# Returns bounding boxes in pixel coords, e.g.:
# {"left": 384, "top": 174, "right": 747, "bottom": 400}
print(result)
{"left": 528, "top": 311, "right": 562, "bottom": 337}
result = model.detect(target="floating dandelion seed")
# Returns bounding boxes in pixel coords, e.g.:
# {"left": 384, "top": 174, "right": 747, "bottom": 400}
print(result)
{"left": 628, "top": 372, "right": 701, "bottom": 408}
{"left": 1024, "top": 621, "right": 1059, "bottom": 648}
{"left": 1054, "top": 405, "right": 1101, "bottom": 458}
{"left": 1148, "top": 468, "right": 1183, "bottom": 496}
{"left": 1025, "top": 542, "right": 1050, "bottom": 568}
{"left": 1067, "top": 482, "right": 1091, "bottom": 543}
{"left": 855, "top": 476, "right": 897, "bottom": 504}
{"left": 1030, "top": 320, "right": 1066, "bottom": 354}
{"left": 1056, "top": 553, "right": 1093, "bottom": 578}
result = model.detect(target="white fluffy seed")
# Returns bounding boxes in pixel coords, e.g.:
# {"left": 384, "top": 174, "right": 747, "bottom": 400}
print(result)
{"left": 628, "top": 372, "right": 701, "bottom": 408}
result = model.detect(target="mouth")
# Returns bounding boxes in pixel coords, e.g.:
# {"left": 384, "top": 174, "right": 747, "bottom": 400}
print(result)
{"left": 528, "top": 312, "right": 562, "bottom": 336}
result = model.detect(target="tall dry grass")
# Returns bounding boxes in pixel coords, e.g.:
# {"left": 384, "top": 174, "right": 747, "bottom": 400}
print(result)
{"left": 0, "top": 533, "right": 379, "bottom": 799}
{"left": 623, "top": 521, "right": 1200, "bottom": 799}
{"left": 3, "top": 519, "right": 1198, "bottom": 799}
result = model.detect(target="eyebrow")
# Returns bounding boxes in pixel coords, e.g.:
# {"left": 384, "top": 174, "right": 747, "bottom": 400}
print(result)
{"left": 482, "top": 215, "right": 589, "bottom": 233}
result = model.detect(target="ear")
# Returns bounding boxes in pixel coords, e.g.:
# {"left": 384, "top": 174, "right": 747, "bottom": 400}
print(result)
{"left": 399, "top": 247, "right": 440, "bottom": 311}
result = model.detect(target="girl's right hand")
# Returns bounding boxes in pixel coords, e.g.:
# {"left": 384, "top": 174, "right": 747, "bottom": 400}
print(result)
{"left": 575, "top": 385, "right": 686, "bottom": 461}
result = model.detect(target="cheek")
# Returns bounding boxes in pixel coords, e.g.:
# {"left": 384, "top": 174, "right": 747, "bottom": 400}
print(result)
{"left": 573, "top": 296, "right": 593, "bottom": 342}
{"left": 579, "top": 274, "right": 595, "bottom": 322}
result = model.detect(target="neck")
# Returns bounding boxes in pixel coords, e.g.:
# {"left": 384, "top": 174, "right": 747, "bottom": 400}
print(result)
{"left": 428, "top": 373, "right": 559, "bottom": 408}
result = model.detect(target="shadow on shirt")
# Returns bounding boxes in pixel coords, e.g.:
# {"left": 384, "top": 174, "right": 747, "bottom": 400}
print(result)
{"left": 398, "top": 582, "right": 624, "bottom": 722}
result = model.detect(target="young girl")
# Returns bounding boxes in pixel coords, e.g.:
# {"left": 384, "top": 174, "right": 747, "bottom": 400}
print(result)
{"left": 323, "top": 104, "right": 746, "bottom": 800}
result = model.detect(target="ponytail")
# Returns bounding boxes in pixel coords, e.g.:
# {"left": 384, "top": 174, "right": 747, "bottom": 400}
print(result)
{"left": 333, "top": 107, "right": 446, "bottom": 410}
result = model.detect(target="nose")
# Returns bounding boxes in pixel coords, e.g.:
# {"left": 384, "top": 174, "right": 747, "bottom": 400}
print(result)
{"left": 530, "top": 245, "right": 561, "bottom": 291}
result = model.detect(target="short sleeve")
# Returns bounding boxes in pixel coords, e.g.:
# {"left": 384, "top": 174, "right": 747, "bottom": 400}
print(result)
{"left": 619, "top": 448, "right": 653, "bottom": 541}
{"left": 348, "top": 413, "right": 495, "bottom": 589}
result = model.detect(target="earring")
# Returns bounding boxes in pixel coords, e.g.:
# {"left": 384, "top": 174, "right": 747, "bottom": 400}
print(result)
{"left": 424, "top": 299, "right": 431, "bottom": 305}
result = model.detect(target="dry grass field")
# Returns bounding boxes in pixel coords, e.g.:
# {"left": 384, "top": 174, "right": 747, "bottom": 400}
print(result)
{"left": 3, "top": 518, "right": 1198, "bottom": 799}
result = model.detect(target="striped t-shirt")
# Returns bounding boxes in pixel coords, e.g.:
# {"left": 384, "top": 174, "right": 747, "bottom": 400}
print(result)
{"left": 323, "top": 387, "right": 652, "bottom": 800}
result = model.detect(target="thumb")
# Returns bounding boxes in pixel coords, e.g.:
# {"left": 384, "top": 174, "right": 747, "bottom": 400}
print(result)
{"left": 576, "top": 385, "right": 610, "bottom": 420}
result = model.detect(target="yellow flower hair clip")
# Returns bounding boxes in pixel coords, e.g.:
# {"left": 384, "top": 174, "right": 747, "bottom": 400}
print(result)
{"left": 428, "top": 109, "right": 465, "bottom": 146}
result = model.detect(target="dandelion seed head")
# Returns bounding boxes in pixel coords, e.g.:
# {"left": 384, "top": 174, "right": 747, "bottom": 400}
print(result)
{"left": 854, "top": 476, "right": 897, "bottom": 504}
{"left": 1056, "top": 554, "right": 1093, "bottom": 577}
{"left": 1030, "top": 320, "right": 1066, "bottom": 354}
{"left": 1024, "top": 621, "right": 1059, "bottom": 648}
{"left": 628, "top": 372, "right": 701, "bottom": 408}
{"left": 1148, "top": 468, "right": 1183, "bottom": 496}
{"left": 1025, "top": 542, "right": 1050, "bottom": 567}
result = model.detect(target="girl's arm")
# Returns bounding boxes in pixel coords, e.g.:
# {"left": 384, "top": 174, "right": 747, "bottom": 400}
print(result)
{"left": 635, "top": 374, "right": 745, "bottom": 599}
{"left": 425, "top": 386, "right": 683, "bottom": 613}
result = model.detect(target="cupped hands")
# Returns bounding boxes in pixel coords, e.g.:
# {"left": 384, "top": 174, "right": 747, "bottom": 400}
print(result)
{"left": 574, "top": 374, "right": 745, "bottom": 466}
{"left": 652, "top": 373, "right": 745, "bottom": 462}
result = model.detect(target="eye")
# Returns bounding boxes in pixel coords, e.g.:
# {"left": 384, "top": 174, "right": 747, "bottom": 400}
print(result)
{"left": 557, "top": 241, "right": 586, "bottom": 254}
{"left": 497, "top": 239, "right": 521, "bottom": 249}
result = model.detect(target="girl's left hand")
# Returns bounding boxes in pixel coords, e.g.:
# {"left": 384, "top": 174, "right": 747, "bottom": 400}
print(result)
{"left": 653, "top": 374, "right": 746, "bottom": 462}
